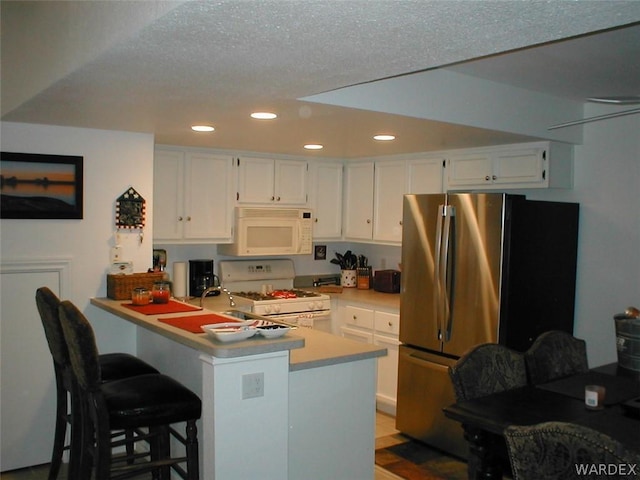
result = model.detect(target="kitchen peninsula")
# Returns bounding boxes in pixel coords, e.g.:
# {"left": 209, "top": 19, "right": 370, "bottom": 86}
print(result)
{"left": 90, "top": 297, "right": 386, "bottom": 480}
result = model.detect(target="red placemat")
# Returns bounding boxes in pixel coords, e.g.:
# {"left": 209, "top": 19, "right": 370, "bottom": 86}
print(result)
{"left": 158, "top": 313, "right": 242, "bottom": 333}
{"left": 122, "top": 300, "right": 202, "bottom": 315}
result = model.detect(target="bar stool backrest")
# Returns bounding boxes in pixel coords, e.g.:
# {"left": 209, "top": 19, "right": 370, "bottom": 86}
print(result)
{"left": 58, "top": 300, "right": 102, "bottom": 392}
{"left": 36, "top": 287, "right": 70, "bottom": 368}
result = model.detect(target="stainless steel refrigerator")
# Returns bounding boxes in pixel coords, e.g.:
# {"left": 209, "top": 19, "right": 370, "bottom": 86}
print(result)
{"left": 396, "top": 193, "right": 579, "bottom": 458}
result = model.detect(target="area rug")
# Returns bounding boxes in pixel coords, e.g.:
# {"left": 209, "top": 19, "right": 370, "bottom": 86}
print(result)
{"left": 375, "top": 434, "right": 468, "bottom": 480}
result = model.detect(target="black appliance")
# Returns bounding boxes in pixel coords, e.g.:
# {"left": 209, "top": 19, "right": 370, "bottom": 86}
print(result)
{"left": 189, "top": 259, "right": 220, "bottom": 297}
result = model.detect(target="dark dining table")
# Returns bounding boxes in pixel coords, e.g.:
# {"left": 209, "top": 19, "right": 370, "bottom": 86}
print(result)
{"left": 443, "top": 363, "right": 640, "bottom": 480}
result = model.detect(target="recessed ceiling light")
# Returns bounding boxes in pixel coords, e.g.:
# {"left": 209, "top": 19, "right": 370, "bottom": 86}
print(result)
{"left": 587, "top": 96, "right": 640, "bottom": 105}
{"left": 191, "top": 125, "right": 215, "bottom": 132}
{"left": 373, "top": 134, "right": 396, "bottom": 141}
{"left": 304, "top": 144, "right": 323, "bottom": 150}
{"left": 251, "top": 112, "right": 278, "bottom": 120}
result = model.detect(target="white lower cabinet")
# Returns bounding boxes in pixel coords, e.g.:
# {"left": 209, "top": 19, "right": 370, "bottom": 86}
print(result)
{"left": 339, "top": 303, "right": 399, "bottom": 414}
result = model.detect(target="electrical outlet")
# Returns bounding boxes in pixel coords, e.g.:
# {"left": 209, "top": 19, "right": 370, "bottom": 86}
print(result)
{"left": 110, "top": 246, "right": 123, "bottom": 263}
{"left": 242, "top": 372, "right": 264, "bottom": 399}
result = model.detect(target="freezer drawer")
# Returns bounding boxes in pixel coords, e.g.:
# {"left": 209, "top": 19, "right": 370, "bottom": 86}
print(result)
{"left": 395, "top": 345, "right": 467, "bottom": 459}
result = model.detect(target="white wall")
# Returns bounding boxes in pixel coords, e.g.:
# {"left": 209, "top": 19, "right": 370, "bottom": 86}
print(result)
{"left": 0, "top": 122, "right": 155, "bottom": 351}
{"left": 520, "top": 105, "right": 640, "bottom": 366}
{"left": 0, "top": 122, "right": 155, "bottom": 469}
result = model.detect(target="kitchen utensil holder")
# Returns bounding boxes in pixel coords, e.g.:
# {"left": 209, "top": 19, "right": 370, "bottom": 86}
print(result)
{"left": 341, "top": 269, "right": 357, "bottom": 288}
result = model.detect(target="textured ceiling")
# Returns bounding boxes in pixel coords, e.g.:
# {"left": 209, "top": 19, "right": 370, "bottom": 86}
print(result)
{"left": 2, "top": 1, "right": 640, "bottom": 158}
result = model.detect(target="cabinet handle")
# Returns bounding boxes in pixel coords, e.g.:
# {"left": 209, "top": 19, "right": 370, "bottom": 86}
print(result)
{"left": 399, "top": 220, "right": 402, "bottom": 225}
{"left": 388, "top": 321, "right": 393, "bottom": 327}
{"left": 485, "top": 175, "right": 491, "bottom": 181}
{"left": 271, "top": 196, "right": 275, "bottom": 201}
{"left": 178, "top": 216, "right": 183, "bottom": 221}
{"left": 492, "top": 175, "right": 497, "bottom": 181}
{"left": 366, "top": 219, "right": 371, "bottom": 224}
{"left": 186, "top": 216, "right": 191, "bottom": 221}
{"left": 353, "top": 315, "right": 357, "bottom": 320}
{"left": 314, "top": 218, "right": 319, "bottom": 223}
{"left": 276, "top": 196, "right": 281, "bottom": 201}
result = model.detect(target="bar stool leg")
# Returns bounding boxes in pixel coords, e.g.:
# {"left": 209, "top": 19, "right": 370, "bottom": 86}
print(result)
{"left": 185, "top": 420, "right": 199, "bottom": 480}
{"left": 48, "top": 371, "right": 67, "bottom": 480}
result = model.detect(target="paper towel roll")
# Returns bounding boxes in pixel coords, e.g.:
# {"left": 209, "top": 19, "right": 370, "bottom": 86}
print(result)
{"left": 172, "top": 262, "right": 187, "bottom": 298}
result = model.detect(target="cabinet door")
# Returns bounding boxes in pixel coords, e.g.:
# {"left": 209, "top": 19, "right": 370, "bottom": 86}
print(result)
{"left": 154, "top": 150, "right": 184, "bottom": 240}
{"left": 373, "top": 161, "right": 406, "bottom": 243}
{"left": 275, "top": 159, "right": 307, "bottom": 204}
{"left": 407, "top": 157, "right": 444, "bottom": 193}
{"left": 237, "top": 157, "right": 275, "bottom": 203}
{"left": 309, "top": 162, "right": 343, "bottom": 239}
{"left": 492, "top": 147, "right": 544, "bottom": 185}
{"left": 184, "top": 153, "right": 234, "bottom": 240}
{"left": 344, "top": 162, "right": 374, "bottom": 240}
{"left": 446, "top": 153, "right": 493, "bottom": 187}
{"left": 374, "top": 333, "right": 400, "bottom": 414}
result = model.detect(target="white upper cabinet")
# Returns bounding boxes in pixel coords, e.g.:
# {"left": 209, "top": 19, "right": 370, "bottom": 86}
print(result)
{"left": 308, "top": 161, "right": 343, "bottom": 240}
{"left": 373, "top": 161, "right": 407, "bottom": 243}
{"left": 154, "top": 149, "right": 234, "bottom": 243}
{"left": 446, "top": 141, "right": 573, "bottom": 190}
{"left": 343, "top": 161, "right": 375, "bottom": 240}
{"left": 407, "top": 157, "right": 445, "bottom": 194}
{"left": 237, "top": 157, "right": 308, "bottom": 205}
{"left": 344, "top": 157, "right": 445, "bottom": 244}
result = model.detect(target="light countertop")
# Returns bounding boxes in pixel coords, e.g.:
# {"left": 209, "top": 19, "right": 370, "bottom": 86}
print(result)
{"left": 314, "top": 287, "right": 400, "bottom": 310}
{"left": 91, "top": 297, "right": 386, "bottom": 370}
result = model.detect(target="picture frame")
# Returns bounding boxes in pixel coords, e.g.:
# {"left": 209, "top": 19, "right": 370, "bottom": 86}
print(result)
{"left": 1, "top": 151, "right": 84, "bottom": 219}
{"left": 314, "top": 244, "right": 327, "bottom": 260}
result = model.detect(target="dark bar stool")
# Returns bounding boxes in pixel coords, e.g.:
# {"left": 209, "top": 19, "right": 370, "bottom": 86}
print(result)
{"left": 36, "top": 287, "right": 160, "bottom": 480}
{"left": 59, "top": 299, "right": 201, "bottom": 480}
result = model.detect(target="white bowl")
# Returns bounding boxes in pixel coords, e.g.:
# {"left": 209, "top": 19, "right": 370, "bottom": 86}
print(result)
{"left": 257, "top": 325, "right": 290, "bottom": 338}
{"left": 203, "top": 325, "right": 257, "bottom": 343}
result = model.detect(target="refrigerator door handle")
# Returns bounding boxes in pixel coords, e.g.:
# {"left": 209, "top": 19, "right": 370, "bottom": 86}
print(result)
{"left": 434, "top": 205, "right": 446, "bottom": 341}
{"left": 405, "top": 350, "right": 446, "bottom": 368}
{"left": 441, "top": 205, "right": 456, "bottom": 342}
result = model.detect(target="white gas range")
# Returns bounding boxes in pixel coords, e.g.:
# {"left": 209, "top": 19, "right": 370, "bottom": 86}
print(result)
{"left": 218, "top": 260, "right": 332, "bottom": 331}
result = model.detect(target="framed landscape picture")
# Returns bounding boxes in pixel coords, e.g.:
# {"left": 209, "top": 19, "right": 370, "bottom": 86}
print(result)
{"left": 1, "top": 152, "right": 84, "bottom": 219}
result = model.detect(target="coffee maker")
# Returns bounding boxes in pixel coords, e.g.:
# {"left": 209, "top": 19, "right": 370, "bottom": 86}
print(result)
{"left": 189, "top": 259, "right": 220, "bottom": 297}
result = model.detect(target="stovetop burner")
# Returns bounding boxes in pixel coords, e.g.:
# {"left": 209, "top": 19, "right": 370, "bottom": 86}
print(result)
{"left": 232, "top": 289, "right": 320, "bottom": 301}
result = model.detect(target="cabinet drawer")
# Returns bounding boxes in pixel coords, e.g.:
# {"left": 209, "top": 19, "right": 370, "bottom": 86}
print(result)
{"left": 340, "top": 326, "right": 374, "bottom": 344}
{"left": 344, "top": 305, "right": 374, "bottom": 329}
{"left": 375, "top": 311, "right": 400, "bottom": 336}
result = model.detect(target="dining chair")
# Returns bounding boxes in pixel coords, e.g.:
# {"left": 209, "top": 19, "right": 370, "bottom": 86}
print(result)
{"left": 504, "top": 421, "right": 640, "bottom": 480}
{"left": 36, "top": 287, "right": 160, "bottom": 480}
{"left": 449, "top": 343, "right": 528, "bottom": 478}
{"left": 449, "top": 343, "right": 528, "bottom": 401}
{"left": 58, "top": 299, "right": 201, "bottom": 480}
{"left": 524, "top": 330, "right": 589, "bottom": 385}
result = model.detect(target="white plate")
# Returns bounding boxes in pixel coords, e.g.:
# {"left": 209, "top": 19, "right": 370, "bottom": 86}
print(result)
{"left": 257, "top": 326, "right": 290, "bottom": 338}
{"left": 203, "top": 325, "right": 257, "bottom": 343}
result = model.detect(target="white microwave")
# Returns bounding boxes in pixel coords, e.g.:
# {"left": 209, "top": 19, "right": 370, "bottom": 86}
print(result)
{"left": 218, "top": 207, "right": 313, "bottom": 256}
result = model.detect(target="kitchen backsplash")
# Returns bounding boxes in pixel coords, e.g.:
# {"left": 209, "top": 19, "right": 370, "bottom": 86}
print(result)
{"left": 153, "top": 242, "right": 401, "bottom": 280}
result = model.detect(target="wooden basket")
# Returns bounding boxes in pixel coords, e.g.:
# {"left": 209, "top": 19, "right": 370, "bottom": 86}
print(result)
{"left": 107, "top": 272, "right": 165, "bottom": 300}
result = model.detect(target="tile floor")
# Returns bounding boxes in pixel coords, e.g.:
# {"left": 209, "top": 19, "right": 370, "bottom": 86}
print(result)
{"left": 1, "top": 412, "right": 405, "bottom": 480}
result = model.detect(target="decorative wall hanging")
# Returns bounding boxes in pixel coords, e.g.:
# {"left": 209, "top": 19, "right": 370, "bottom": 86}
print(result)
{"left": 115, "top": 187, "right": 146, "bottom": 243}
{"left": 0, "top": 151, "right": 84, "bottom": 219}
